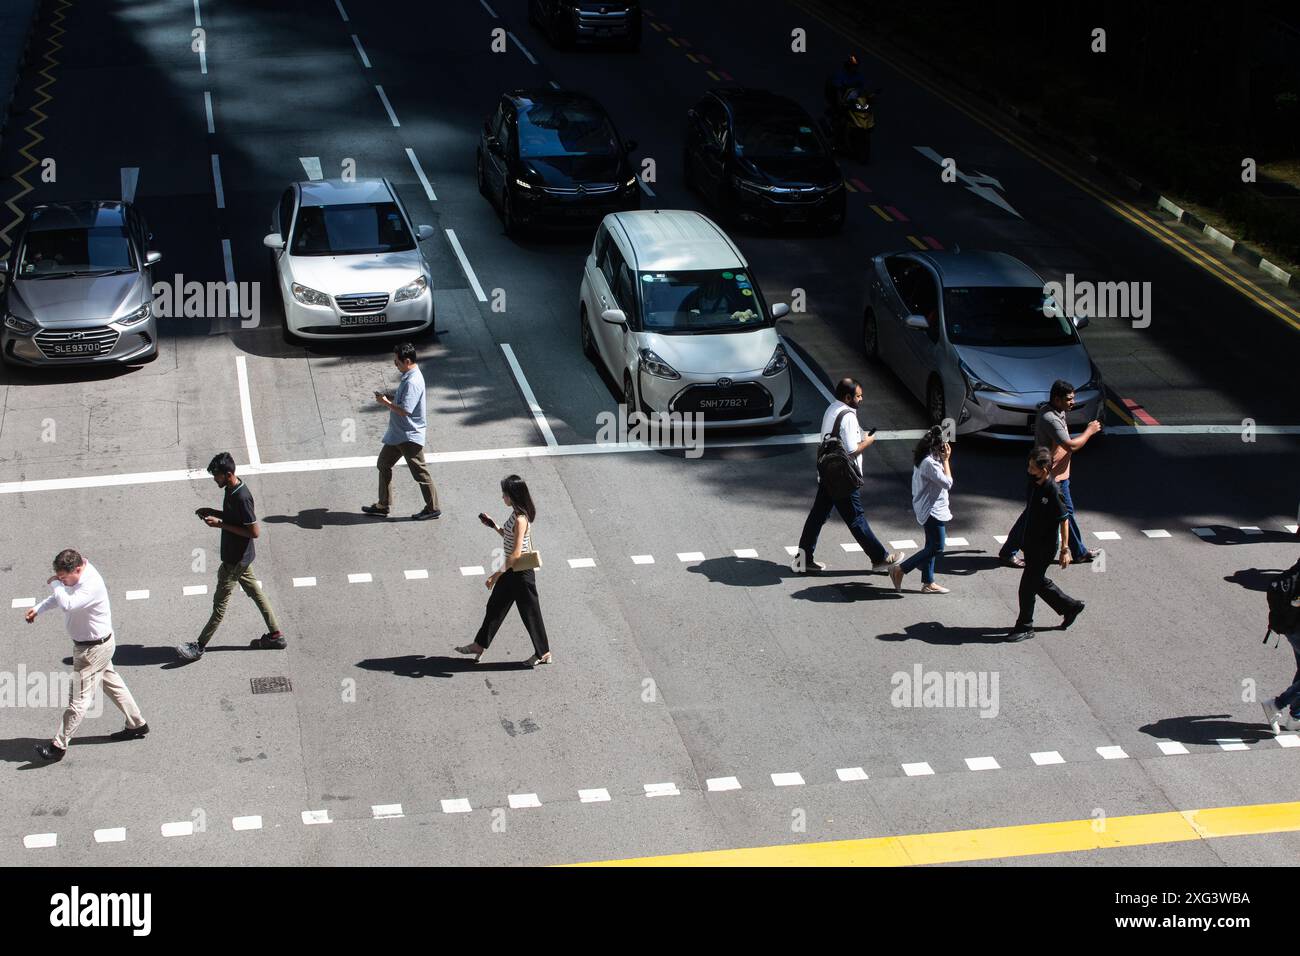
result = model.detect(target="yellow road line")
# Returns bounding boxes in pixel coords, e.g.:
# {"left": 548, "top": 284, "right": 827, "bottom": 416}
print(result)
{"left": 868, "top": 204, "right": 892, "bottom": 222}
{"left": 906, "top": 234, "right": 927, "bottom": 250}
{"left": 570, "top": 800, "right": 1300, "bottom": 866}
{"left": 844, "top": 181, "right": 857, "bottom": 194}
{"left": 1106, "top": 398, "right": 1136, "bottom": 425}
{"left": 686, "top": 53, "right": 697, "bottom": 63}
{"left": 666, "top": 36, "right": 679, "bottom": 47}
{"left": 792, "top": 0, "right": 1300, "bottom": 333}
{"left": 705, "top": 70, "right": 719, "bottom": 82}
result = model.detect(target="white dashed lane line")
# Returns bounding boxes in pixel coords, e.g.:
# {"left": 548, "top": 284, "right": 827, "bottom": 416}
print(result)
{"left": 161, "top": 821, "right": 194, "bottom": 838}
{"left": 1097, "top": 746, "right": 1129, "bottom": 760}
{"left": 333, "top": 0, "right": 349, "bottom": 21}
{"left": 293, "top": 577, "right": 317, "bottom": 587}
{"left": 631, "top": 555, "right": 655, "bottom": 565}
{"left": 444, "top": 228, "right": 487, "bottom": 302}
{"left": 404, "top": 569, "right": 429, "bottom": 580}
{"left": 11, "top": 598, "right": 34, "bottom": 609}
{"left": 478, "top": 0, "right": 498, "bottom": 17}
{"left": 1217, "top": 739, "right": 1249, "bottom": 751}
{"left": 460, "top": 566, "right": 485, "bottom": 577}
{"left": 676, "top": 552, "right": 704, "bottom": 563}
{"left": 374, "top": 85, "right": 400, "bottom": 127}
{"left": 1031, "top": 751, "right": 1065, "bottom": 766}
{"left": 371, "top": 804, "right": 404, "bottom": 820}
{"left": 203, "top": 91, "right": 215, "bottom": 133}
{"left": 707, "top": 776, "right": 741, "bottom": 792}
{"left": 965, "top": 756, "right": 1001, "bottom": 771}
{"left": 733, "top": 549, "right": 758, "bottom": 558}
{"left": 94, "top": 827, "right": 126, "bottom": 844}
{"left": 568, "top": 558, "right": 596, "bottom": 569}
{"left": 182, "top": 585, "right": 207, "bottom": 596}
{"left": 579, "top": 788, "right": 611, "bottom": 803}
{"left": 350, "top": 34, "right": 371, "bottom": 68}
{"left": 508, "top": 793, "right": 542, "bottom": 809}
{"left": 405, "top": 147, "right": 437, "bottom": 201}
{"left": 902, "top": 762, "right": 934, "bottom": 777}
{"left": 644, "top": 783, "right": 680, "bottom": 797}
{"left": 1158, "top": 741, "right": 1190, "bottom": 755}
{"left": 1093, "top": 531, "right": 1121, "bottom": 540}
{"left": 299, "top": 156, "right": 323, "bottom": 181}
{"left": 508, "top": 32, "right": 538, "bottom": 64}
{"left": 232, "top": 816, "right": 262, "bottom": 831}
{"left": 302, "top": 810, "right": 331, "bottom": 825}
{"left": 210, "top": 154, "right": 225, "bottom": 208}
{"left": 771, "top": 772, "right": 805, "bottom": 787}
{"left": 24, "top": 833, "right": 56, "bottom": 849}
{"left": 837, "top": 767, "right": 869, "bottom": 781}
{"left": 1142, "top": 529, "right": 1171, "bottom": 538}
{"left": 441, "top": 798, "right": 472, "bottom": 814}
{"left": 347, "top": 573, "right": 373, "bottom": 584}
{"left": 125, "top": 590, "right": 149, "bottom": 601}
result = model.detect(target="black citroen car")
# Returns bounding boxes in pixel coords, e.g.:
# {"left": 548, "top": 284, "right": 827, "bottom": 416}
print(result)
{"left": 684, "top": 89, "right": 846, "bottom": 232}
{"left": 476, "top": 89, "right": 641, "bottom": 235}
{"left": 529, "top": 0, "right": 642, "bottom": 50}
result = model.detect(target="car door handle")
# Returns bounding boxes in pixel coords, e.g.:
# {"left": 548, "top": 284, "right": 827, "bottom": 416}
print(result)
{"left": 599, "top": 295, "right": 608, "bottom": 305}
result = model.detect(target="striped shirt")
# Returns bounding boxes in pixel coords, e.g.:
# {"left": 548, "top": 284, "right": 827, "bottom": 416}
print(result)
{"left": 503, "top": 511, "right": 533, "bottom": 557}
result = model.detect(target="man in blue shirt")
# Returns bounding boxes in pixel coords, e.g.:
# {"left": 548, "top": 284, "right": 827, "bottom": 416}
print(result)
{"left": 363, "top": 342, "right": 441, "bottom": 520}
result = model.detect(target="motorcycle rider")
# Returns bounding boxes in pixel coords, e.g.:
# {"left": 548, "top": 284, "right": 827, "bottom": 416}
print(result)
{"left": 824, "top": 54, "right": 866, "bottom": 111}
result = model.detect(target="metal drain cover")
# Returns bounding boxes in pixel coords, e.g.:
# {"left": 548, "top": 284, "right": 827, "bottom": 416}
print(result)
{"left": 250, "top": 676, "right": 292, "bottom": 695}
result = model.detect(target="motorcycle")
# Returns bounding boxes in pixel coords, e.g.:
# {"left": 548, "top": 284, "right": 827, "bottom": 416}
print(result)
{"left": 828, "top": 86, "right": 878, "bottom": 163}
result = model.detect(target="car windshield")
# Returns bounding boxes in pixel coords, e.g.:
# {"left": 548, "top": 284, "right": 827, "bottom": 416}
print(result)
{"left": 734, "top": 115, "right": 826, "bottom": 158}
{"left": 18, "top": 226, "right": 135, "bottom": 277}
{"left": 943, "top": 287, "right": 1075, "bottom": 347}
{"left": 291, "top": 202, "right": 414, "bottom": 256}
{"left": 517, "top": 103, "right": 618, "bottom": 157}
{"left": 639, "top": 270, "right": 769, "bottom": 333}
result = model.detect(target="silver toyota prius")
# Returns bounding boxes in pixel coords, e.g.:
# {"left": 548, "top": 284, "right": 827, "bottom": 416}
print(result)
{"left": 863, "top": 250, "right": 1103, "bottom": 437}
{"left": 1, "top": 201, "right": 161, "bottom": 367}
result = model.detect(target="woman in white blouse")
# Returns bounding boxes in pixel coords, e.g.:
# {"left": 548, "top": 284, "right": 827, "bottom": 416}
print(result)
{"left": 890, "top": 426, "right": 953, "bottom": 594}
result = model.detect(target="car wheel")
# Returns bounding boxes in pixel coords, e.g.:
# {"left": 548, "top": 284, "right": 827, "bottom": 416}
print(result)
{"left": 862, "top": 307, "right": 879, "bottom": 359}
{"left": 580, "top": 307, "right": 597, "bottom": 361}
{"left": 502, "top": 188, "right": 519, "bottom": 237}
{"left": 926, "top": 376, "right": 946, "bottom": 427}
{"left": 623, "top": 370, "right": 636, "bottom": 409}
{"left": 476, "top": 151, "right": 488, "bottom": 197}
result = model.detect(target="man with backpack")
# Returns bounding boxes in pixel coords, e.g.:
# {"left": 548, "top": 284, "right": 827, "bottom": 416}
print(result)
{"left": 1259, "top": 556, "right": 1300, "bottom": 733}
{"left": 793, "top": 378, "right": 902, "bottom": 574}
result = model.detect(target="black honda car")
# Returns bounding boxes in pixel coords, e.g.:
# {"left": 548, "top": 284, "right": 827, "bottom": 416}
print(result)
{"left": 684, "top": 89, "right": 846, "bottom": 232}
{"left": 529, "top": 0, "right": 642, "bottom": 50}
{"left": 476, "top": 89, "right": 641, "bottom": 235}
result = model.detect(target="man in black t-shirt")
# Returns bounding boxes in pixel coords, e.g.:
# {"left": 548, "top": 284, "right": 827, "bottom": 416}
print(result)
{"left": 177, "top": 453, "right": 286, "bottom": 661}
{"left": 1006, "top": 446, "right": 1086, "bottom": 643}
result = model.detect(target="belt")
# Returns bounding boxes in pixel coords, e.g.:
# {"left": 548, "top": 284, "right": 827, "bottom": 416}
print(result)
{"left": 74, "top": 633, "right": 112, "bottom": 648}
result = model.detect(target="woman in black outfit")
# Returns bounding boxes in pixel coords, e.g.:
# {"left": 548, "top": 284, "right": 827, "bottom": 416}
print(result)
{"left": 456, "top": 475, "right": 552, "bottom": 666}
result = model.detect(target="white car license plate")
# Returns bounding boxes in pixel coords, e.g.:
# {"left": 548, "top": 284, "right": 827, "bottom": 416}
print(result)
{"left": 50, "top": 343, "right": 100, "bottom": 355}
{"left": 340, "top": 313, "right": 387, "bottom": 327}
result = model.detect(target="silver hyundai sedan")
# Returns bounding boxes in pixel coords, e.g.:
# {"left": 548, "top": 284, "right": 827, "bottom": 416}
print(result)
{"left": 1, "top": 201, "right": 161, "bottom": 367}
{"left": 862, "top": 250, "right": 1103, "bottom": 436}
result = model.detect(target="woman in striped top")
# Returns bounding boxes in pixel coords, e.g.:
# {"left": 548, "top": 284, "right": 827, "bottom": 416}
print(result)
{"left": 456, "top": 475, "right": 552, "bottom": 666}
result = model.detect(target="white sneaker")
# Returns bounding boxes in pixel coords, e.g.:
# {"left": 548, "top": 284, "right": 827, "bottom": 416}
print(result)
{"left": 176, "top": 641, "right": 204, "bottom": 661}
{"left": 1284, "top": 711, "right": 1300, "bottom": 733}
{"left": 1260, "top": 699, "right": 1284, "bottom": 734}
{"left": 920, "top": 582, "right": 950, "bottom": 594}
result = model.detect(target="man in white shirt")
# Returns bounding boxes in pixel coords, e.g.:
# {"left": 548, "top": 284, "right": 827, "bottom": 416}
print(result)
{"left": 24, "top": 549, "right": 148, "bottom": 762}
{"left": 794, "top": 378, "right": 902, "bottom": 573}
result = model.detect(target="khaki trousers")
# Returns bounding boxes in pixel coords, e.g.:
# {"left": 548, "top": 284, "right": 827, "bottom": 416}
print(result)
{"left": 53, "top": 636, "right": 145, "bottom": 750}
{"left": 377, "top": 441, "right": 438, "bottom": 510}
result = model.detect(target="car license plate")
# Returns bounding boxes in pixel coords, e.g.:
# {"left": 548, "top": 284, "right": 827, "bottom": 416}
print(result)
{"left": 50, "top": 343, "right": 100, "bottom": 355}
{"left": 340, "top": 313, "right": 387, "bottom": 327}
{"left": 699, "top": 397, "right": 749, "bottom": 410}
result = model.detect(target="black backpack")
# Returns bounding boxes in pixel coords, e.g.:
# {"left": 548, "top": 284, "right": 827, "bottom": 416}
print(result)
{"left": 816, "top": 409, "right": 863, "bottom": 499}
{"left": 1265, "top": 557, "right": 1300, "bottom": 644}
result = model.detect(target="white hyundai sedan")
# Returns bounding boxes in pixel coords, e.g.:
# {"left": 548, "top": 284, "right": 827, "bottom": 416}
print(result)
{"left": 578, "top": 209, "right": 793, "bottom": 427}
{"left": 265, "top": 178, "right": 435, "bottom": 342}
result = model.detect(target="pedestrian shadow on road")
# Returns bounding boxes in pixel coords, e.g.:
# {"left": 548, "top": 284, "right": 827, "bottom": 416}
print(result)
{"left": 687, "top": 557, "right": 873, "bottom": 588}
{"left": 877, "top": 622, "right": 1011, "bottom": 645}
{"left": 264, "top": 509, "right": 382, "bottom": 529}
{"left": 1139, "top": 714, "right": 1274, "bottom": 745}
{"left": 1223, "top": 567, "right": 1286, "bottom": 592}
{"left": 356, "top": 655, "right": 531, "bottom": 679}
{"left": 1194, "top": 526, "right": 1298, "bottom": 546}
{"left": 59, "top": 644, "right": 182, "bottom": 668}
{"left": 791, "top": 582, "right": 901, "bottom": 603}
{"left": 0, "top": 737, "right": 52, "bottom": 769}
{"left": 934, "top": 551, "right": 1001, "bottom": 577}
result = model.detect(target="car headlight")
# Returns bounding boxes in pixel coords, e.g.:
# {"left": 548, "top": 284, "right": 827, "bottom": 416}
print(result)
{"left": 393, "top": 275, "right": 428, "bottom": 302}
{"left": 624, "top": 176, "right": 637, "bottom": 189}
{"left": 958, "top": 359, "right": 995, "bottom": 395}
{"left": 638, "top": 348, "right": 680, "bottom": 380}
{"left": 115, "top": 303, "right": 151, "bottom": 327}
{"left": 4, "top": 313, "right": 37, "bottom": 333}
{"left": 514, "top": 178, "right": 534, "bottom": 190}
{"left": 733, "top": 176, "right": 772, "bottom": 194}
{"left": 291, "top": 282, "right": 330, "bottom": 307}
{"left": 763, "top": 344, "right": 789, "bottom": 377}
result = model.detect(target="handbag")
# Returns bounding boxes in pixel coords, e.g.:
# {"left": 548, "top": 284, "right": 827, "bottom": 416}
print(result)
{"left": 511, "top": 519, "right": 542, "bottom": 571}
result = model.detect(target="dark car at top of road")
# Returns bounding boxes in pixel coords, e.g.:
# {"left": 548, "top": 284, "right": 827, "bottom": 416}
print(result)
{"left": 529, "top": 0, "right": 642, "bottom": 50}
{"left": 477, "top": 89, "right": 641, "bottom": 235}
{"left": 684, "top": 88, "right": 846, "bottom": 232}
{"left": 1, "top": 200, "right": 161, "bottom": 368}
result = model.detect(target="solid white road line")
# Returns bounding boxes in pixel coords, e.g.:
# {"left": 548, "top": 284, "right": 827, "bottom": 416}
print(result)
{"left": 162, "top": 821, "right": 194, "bottom": 837}
{"left": 836, "top": 767, "right": 868, "bottom": 781}
{"left": 901, "top": 762, "right": 934, "bottom": 776}
{"left": 445, "top": 228, "right": 487, "bottom": 302}
{"left": 334, "top": 0, "right": 349, "bottom": 21}
{"left": 508, "top": 32, "right": 538, "bottom": 64}
{"left": 350, "top": 34, "right": 371, "bottom": 68}
{"left": 120, "top": 167, "right": 139, "bottom": 204}
{"left": 460, "top": 566, "right": 485, "bottom": 576}
{"left": 125, "top": 590, "right": 149, "bottom": 601}
{"left": 372, "top": 804, "right": 404, "bottom": 819}
{"left": 94, "top": 827, "right": 126, "bottom": 843}
{"left": 210, "top": 154, "right": 225, "bottom": 208}
{"left": 501, "top": 343, "right": 558, "bottom": 447}
{"left": 1093, "top": 531, "right": 1121, "bottom": 540}
{"left": 302, "top": 810, "right": 331, "bottom": 825}
{"left": 1157, "top": 741, "right": 1190, "bottom": 755}
{"left": 778, "top": 334, "right": 837, "bottom": 405}
{"left": 707, "top": 776, "right": 741, "bottom": 792}
{"left": 1030, "top": 751, "right": 1065, "bottom": 765}
{"left": 203, "top": 91, "right": 215, "bottom": 133}
{"left": 631, "top": 554, "right": 655, "bottom": 564}
{"left": 568, "top": 558, "right": 596, "bottom": 569}
{"left": 235, "top": 356, "right": 262, "bottom": 466}
{"left": 1096, "top": 746, "right": 1128, "bottom": 760}
{"left": 405, "top": 147, "right": 437, "bottom": 201}
{"left": 404, "top": 569, "right": 429, "bottom": 580}
{"left": 292, "top": 577, "right": 316, "bottom": 587}
{"left": 508, "top": 793, "right": 542, "bottom": 809}
{"left": 348, "top": 573, "right": 373, "bottom": 584}
{"left": 644, "top": 782, "right": 680, "bottom": 797}
{"left": 299, "top": 156, "right": 323, "bottom": 181}
{"left": 1142, "top": 529, "right": 1172, "bottom": 538}
{"left": 676, "top": 551, "right": 705, "bottom": 562}
{"left": 183, "top": 585, "right": 207, "bottom": 596}
{"left": 24, "top": 833, "right": 57, "bottom": 849}
{"left": 479, "top": 0, "right": 498, "bottom": 17}
{"left": 375, "top": 85, "right": 400, "bottom": 126}
{"left": 771, "top": 772, "right": 805, "bottom": 787}
{"left": 11, "top": 597, "right": 34, "bottom": 609}
{"left": 1107, "top": 424, "right": 1300, "bottom": 436}
{"left": 964, "top": 756, "right": 1000, "bottom": 771}
{"left": 579, "top": 788, "right": 611, "bottom": 803}
{"left": 232, "top": 815, "right": 262, "bottom": 831}
{"left": 733, "top": 548, "right": 759, "bottom": 558}
{"left": 441, "top": 798, "right": 472, "bottom": 813}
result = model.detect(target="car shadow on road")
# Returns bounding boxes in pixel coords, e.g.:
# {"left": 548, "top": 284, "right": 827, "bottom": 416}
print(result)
{"left": 1139, "top": 714, "right": 1275, "bottom": 745}
{"left": 877, "top": 621, "right": 1015, "bottom": 645}
{"left": 1223, "top": 567, "right": 1287, "bottom": 592}
{"left": 264, "top": 509, "right": 386, "bottom": 529}
{"left": 356, "top": 654, "right": 531, "bottom": 679}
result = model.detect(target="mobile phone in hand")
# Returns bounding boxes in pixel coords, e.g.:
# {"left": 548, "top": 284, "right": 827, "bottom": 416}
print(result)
{"left": 867, "top": 428, "right": 877, "bottom": 436}
{"left": 478, "top": 513, "right": 494, "bottom": 527}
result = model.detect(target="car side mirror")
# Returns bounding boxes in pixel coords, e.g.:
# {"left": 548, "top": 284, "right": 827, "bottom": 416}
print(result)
{"left": 416, "top": 225, "right": 435, "bottom": 242}
{"left": 1072, "top": 314, "right": 1090, "bottom": 330}
{"left": 771, "top": 302, "right": 790, "bottom": 319}
{"left": 263, "top": 233, "right": 285, "bottom": 250}
{"left": 904, "top": 314, "right": 929, "bottom": 330}
{"left": 145, "top": 251, "right": 162, "bottom": 266}
{"left": 601, "top": 308, "right": 627, "bottom": 327}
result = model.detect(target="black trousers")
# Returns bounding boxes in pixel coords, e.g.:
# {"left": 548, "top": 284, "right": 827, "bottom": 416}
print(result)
{"left": 1015, "top": 553, "right": 1080, "bottom": 629}
{"left": 475, "top": 568, "right": 550, "bottom": 655}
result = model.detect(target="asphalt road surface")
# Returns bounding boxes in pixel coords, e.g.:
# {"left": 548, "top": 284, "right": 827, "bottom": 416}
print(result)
{"left": 0, "top": 0, "right": 1297, "bottom": 867}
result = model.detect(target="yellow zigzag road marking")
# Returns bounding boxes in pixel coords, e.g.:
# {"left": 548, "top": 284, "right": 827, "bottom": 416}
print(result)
{"left": 0, "top": 0, "right": 72, "bottom": 251}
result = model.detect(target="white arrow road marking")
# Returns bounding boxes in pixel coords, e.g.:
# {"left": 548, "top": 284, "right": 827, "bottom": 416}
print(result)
{"left": 914, "top": 146, "right": 1022, "bottom": 218}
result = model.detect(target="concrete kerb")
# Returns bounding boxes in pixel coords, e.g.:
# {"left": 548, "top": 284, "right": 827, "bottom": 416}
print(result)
{"left": 805, "top": 0, "right": 1296, "bottom": 291}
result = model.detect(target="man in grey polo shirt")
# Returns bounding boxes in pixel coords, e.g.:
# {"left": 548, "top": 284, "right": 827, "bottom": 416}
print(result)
{"left": 363, "top": 341, "right": 441, "bottom": 520}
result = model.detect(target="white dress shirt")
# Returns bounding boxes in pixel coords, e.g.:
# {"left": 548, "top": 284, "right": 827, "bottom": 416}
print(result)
{"left": 820, "top": 400, "right": 864, "bottom": 474}
{"left": 34, "top": 561, "right": 113, "bottom": 643}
